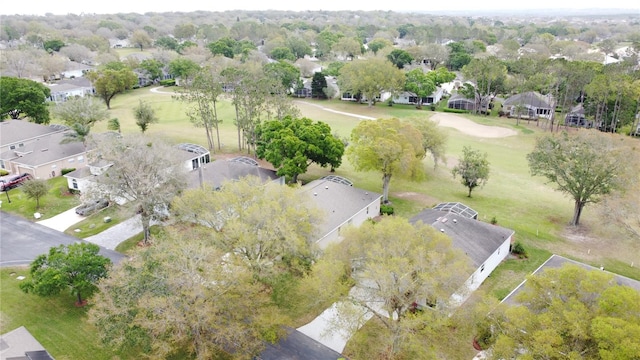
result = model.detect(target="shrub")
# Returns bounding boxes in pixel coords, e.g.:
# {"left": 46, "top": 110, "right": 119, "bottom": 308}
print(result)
{"left": 430, "top": 105, "right": 436, "bottom": 111}
{"left": 490, "top": 216, "right": 498, "bottom": 225}
{"left": 61, "top": 168, "right": 76, "bottom": 176}
{"left": 380, "top": 204, "right": 394, "bottom": 215}
{"left": 511, "top": 241, "right": 527, "bottom": 258}
{"left": 0, "top": 169, "right": 8, "bottom": 176}
{"left": 159, "top": 79, "right": 175, "bottom": 86}
{"left": 443, "top": 108, "right": 469, "bottom": 114}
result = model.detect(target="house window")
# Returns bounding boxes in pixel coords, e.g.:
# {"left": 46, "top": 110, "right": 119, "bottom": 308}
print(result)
{"left": 72, "top": 179, "right": 78, "bottom": 189}
{"left": 51, "top": 164, "right": 57, "bottom": 169}
{"left": 10, "top": 145, "right": 15, "bottom": 150}
{"left": 19, "top": 143, "right": 24, "bottom": 147}
{"left": 77, "top": 156, "right": 84, "bottom": 162}
{"left": 192, "top": 158, "right": 199, "bottom": 170}
{"left": 68, "top": 158, "right": 75, "bottom": 163}
{"left": 480, "top": 264, "right": 485, "bottom": 272}
{"left": 366, "top": 206, "right": 369, "bottom": 215}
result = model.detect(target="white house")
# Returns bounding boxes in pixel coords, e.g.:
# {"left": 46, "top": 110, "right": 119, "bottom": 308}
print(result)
{"left": 502, "top": 91, "right": 554, "bottom": 120}
{"left": 303, "top": 176, "right": 382, "bottom": 249}
{"left": 64, "top": 160, "right": 112, "bottom": 193}
{"left": 60, "top": 61, "right": 94, "bottom": 79}
{"left": 392, "top": 87, "right": 444, "bottom": 106}
{"left": 410, "top": 207, "right": 514, "bottom": 304}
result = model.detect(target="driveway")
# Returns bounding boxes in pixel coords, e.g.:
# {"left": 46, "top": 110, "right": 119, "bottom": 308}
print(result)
{"left": 36, "top": 205, "right": 84, "bottom": 232}
{"left": 0, "top": 211, "right": 125, "bottom": 267}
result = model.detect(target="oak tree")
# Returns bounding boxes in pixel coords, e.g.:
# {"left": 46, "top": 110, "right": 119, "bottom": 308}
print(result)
{"left": 255, "top": 116, "right": 345, "bottom": 183}
{"left": 338, "top": 58, "right": 405, "bottom": 107}
{"left": 21, "top": 178, "right": 49, "bottom": 209}
{"left": 0, "top": 76, "right": 51, "bottom": 123}
{"left": 452, "top": 146, "right": 490, "bottom": 197}
{"left": 133, "top": 100, "right": 158, "bottom": 133}
{"left": 527, "top": 130, "right": 626, "bottom": 226}
{"left": 347, "top": 118, "right": 425, "bottom": 202}
{"left": 20, "top": 243, "right": 111, "bottom": 306}
{"left": 86, "top": 65, "right": 138, "bottom": 109}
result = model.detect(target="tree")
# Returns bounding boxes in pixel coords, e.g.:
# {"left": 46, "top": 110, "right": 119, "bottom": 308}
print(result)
{"left": 263, "top": 61, "right": 300, "bottom": 94}
{"left": 387, "top": 49, "right": 414, "bottom": 69}
{"left": 155, "top": 36, "right": 180, "bottom": 51}
{"left": 270, "top": 46, "right": 296, "bottom": 61}
{"left": 367, "top": 38, "right": 392, "bottom": 55}
{"left": 332, "top": 37, "right": 362, "bottom": 59}
{"left": 527, "top": 130, "right": 626, "bottom": 226}
{"left": 139, "top": 59, "right": 164, "bottom": 82}
{"left": 285, "top": 36, "right": 312, "bottom": 59}
{"left": 107, "top": 118, "right": 121, "bottom": 133}
{"left": 452, "top": 146, "right": 490, "bottom": 197}
{"left": 88, "top": 134, "right": 187, "bottom": 245}
{"left": 20, "top": 243, "right": 111, "bottom": 306}
{"left": 255, "top": 116, "right": 345, "bottom": 183}
{"left": 130, "top": 29, "right": 152, "bottom": 51}
{"left": 311, "top": 72, "right": 328, "bottom": 99}
{"left": 43, "top": 39, "right": 65, "bottom": 52}
{"left": 86, "top": 65, "right": 137, "bottom": 109}
{"left": 52, "top": 96, "right": 108, "bottom": 127}
{"left": 21, "top": 178, "right": 48, "bottom": 209}
{"left": 0, "top": 76, "right": 51, "bottom": 123}
{"left": 60, "top": 43, "right": 94, "bottom": 64}
{"left": 171, "top": 177, "right": 321, "bottom": 276}
{"left": 61, "top": 122, "right": 93, "bottom": 149}
{"left": 488, "top": 264, "right": 640, "bottom": 360}
{"left": 133, "top": 100, "right": 158, "bottom": 133}
{"left": 175, "top": 66, "right": 223, "bottom": 151}
{"left": 411, "top": 118, "right": 448, "bottom": 168}
{"left": 347, "top": 118, "right": 425, "bottom": 203}
{"left": 338, "top": 58, "right": 405, "bottom": 107}
{"left": 404, "top": 69, "right": 436, "bottom": 109}
{"left": 168, "top": 57, "right": 199, "bottom": 84}
{"left": 88, "top": 230, "right": 279, "bottom": 359}
{"left": 331, "top": 217, "right": 471, "bottom": 357}
{"left": 461, "top": 56, "right": 507, "bottom": 114}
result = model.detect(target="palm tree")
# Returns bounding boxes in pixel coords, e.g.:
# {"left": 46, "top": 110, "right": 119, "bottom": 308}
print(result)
{"left": 60, "top": 122, "right": 92, "bottom": 149}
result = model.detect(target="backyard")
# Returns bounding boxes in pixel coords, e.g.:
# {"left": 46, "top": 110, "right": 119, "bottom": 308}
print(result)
{"left": 2, "top": 86, "right": 639, "bottom": 359}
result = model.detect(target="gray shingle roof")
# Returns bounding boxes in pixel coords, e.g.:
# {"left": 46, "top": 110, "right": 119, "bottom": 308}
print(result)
{"left": 9, "top": 132, "right": 86, "bottom": 167}
{"left": 503, "top": 91, "right": 552, "bottom": 108}
{"left": 501, "top": 254, "right": 640, "bottom": 306}
{"left": 303, "top": 179, "right": 382, "bottom": 239}
{"left": 0, "top": 120, "right": 63, "bottom": 147}
{"left": 410, "top": 209, "right": 514, "bottom": 268}
{"left": 186, "top": 159, "right": 280, "bottom": 189}
{"left": 258, "top": 327, "right": 343, "bottom": 360}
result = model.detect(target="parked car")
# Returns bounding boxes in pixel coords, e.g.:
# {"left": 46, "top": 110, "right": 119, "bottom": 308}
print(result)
{"left": 75, "top": 199, "right": 109, "bottom": 216}
{"left": 0, "top": 173, "right": 33, "bottom": 191}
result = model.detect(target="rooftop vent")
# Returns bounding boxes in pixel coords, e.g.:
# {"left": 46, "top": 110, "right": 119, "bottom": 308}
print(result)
{"left": 440, "top": 229, "right": 445, "bottom": 233}
{"left": 453, "top": 219, "right": 457, "bottom": 224}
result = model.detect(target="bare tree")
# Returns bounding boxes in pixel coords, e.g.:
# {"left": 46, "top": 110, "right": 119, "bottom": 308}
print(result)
{"left": 88, "top": 134, "right": 187, "bottom": 245}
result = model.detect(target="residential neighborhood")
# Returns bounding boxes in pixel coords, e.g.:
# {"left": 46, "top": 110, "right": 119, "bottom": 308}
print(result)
{"left": 1, "top": 5, "right": 640, "bottom": 360}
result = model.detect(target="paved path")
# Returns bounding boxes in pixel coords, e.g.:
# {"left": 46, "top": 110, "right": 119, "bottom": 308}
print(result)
{"left": 36, "top": 205, "right": 84, "bottom": 232}
{"left": 83, "top": 215, "right": 145, "bottom": 250}
{"left": 295, "top": 101, "right": 376, "bottom": 120}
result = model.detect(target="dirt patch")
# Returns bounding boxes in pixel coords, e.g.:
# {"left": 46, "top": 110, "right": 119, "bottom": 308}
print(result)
{"left": 430, "top": 113, "right": 518, "bottom": 138}
{"left": 391, "top": 192, "right": 438, "bottom": 206}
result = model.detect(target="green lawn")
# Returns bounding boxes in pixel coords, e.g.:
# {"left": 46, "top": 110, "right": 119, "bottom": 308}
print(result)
{"left": 4, "top": 89, "right": 638, "bottom": 359}
{"left": 0, "top": 269, "right": 137, "bottom": 360}
{"left": 0, "top": 177, "right": 80, "bottom": 220}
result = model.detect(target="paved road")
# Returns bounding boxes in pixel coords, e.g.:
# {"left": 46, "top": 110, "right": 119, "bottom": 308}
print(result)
{"left": 0, "top": 211, "right": 125, "bottom": 267}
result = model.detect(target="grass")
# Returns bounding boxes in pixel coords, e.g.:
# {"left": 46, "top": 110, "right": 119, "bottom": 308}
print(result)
{"left": 5, "top": 87, "right": 638, "bottom": 359}
{"left": 0, "top": 268, "right": 137, "bottom": 360}
{"left": 63, "top": 205, "right": 126, "bottom": 238}
{"left": 114, "top": 224, "right": 163, "bottom": 253}
{"left": 0, "top": 177, "right": 80, "bottom": 221}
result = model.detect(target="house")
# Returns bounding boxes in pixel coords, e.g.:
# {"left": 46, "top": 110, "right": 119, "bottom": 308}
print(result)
{"left": 0, "top": 326, "right": 54, "bottom": 360}
{"left": 303, "top": 176, "right": 382, "bottom": 249}
{"left": 186, "top": 156, "right": 283, "bottom": 190}
{"left": 564, "top": 104, "right": 592, "bottom": 128}
{"left": 60, "top": 60, "right": 94, "bottom": 79}
{"left": 64, "top": 159, "right": 112, "bottom": 193}
{"left": 501, "top": 254, "right": 640, "bottom": 306}
{"left": 0, "top": 120, "right": 88, "bottom": 179}
{"left": 340, "top": 92, "right": 382, "bottom": 103}
{"left": 392, "top": 87, "right": 444, "bottom": 106}
{"left": 410, "top": 206, "right": 515, "bottom": 303}
{"left": 447, "top": 94, "right": 476, "bottom": 111}
{"left": 46, "top": 80, "right": 95, "bottom": 103}
{"left": 502, "top": 91, "right": 554, "bottom": 120}
{"left": 294, "top": 79, "right": 312, "bottom": 98}
{"left": 176, "top": 143, "right": 211, "bottom": 172}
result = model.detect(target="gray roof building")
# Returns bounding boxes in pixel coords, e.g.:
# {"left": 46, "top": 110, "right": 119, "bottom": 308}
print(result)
{"left": 303, "top": 178, "right": 382, "bottom": 243}
{"left": 0, "top": 120, "right": 64, "bottom": 150}
{"left": 502, "top": 254, "right": 640, "bottom": 306}
{"left": 410, "top": 208, "right": 514, "bottom": 268}
{"left": 503, "top": 91, "right": 553, "bottom": 108}
{"left": 0, "top": 326, "right": 53, "bottom": 360}
{"left": 9, "top": 132, "right": 85, "bottom": 168}
{"left": 186, "top": 157, "right": 282, "bottom": 190}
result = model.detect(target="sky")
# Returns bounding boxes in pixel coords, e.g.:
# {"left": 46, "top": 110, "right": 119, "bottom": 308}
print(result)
{"left": 0, "top": 0, "right": 638, "bottom": 16}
